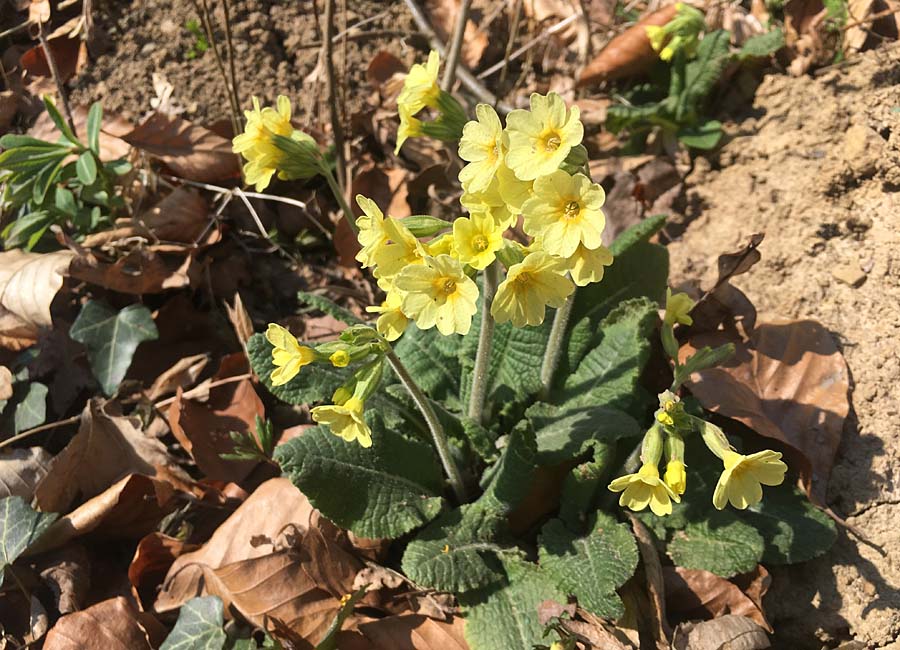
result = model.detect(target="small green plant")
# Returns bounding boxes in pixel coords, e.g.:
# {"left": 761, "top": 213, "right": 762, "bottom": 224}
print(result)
{"left": 222, "top": 416, "right": 277, "bottom": 462}
{"left": 184, "top": 19, "right": 210, "bottom": 60}
{"left": 0, "top": 98, "right": 131, "bottom": 250}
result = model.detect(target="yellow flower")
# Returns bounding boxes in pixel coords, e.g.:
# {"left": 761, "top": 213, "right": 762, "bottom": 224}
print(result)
{"left": 492, "top": 251, "right": 574, "bottom": 327}
{"left": 265, "top": 323, "right": 316, "bottom": 386}
{"left": 608, "top": 463, "right": 680, "bottom": 516}
{"left": 664, "top": 288, "right": 695, "bottom": 326}
{"left": 311, "top": 397, "right": 372, "bottom": 448}
{"left": 664, "top": 459, "right": 687, "bottom": 496}
{"left": 398, "top": 49, "right": 441, "bottom": 115}
{"left": 566, "top": 243, "right": 613, "bottom": 287}
{"left": 366, "top": 289, "right": 409, "bottom": 342}
{"left": 713, "top": 450, "right": 787, "bottom": 510}
{"left": 426, "top": 232, "right": 457, "bottom": 257}
{"left": 458, "top": 104, "right": 505, "bottom": 193}
{"left": 395, "top": 254, "right": 479, "bottom": 336}
{"left": 496, "top": 163, "right": 533, "bottom": 214}
{"left": 395, "top": 103, "right": 424, "bottom": 155}
{"left": 522, "top": 171, "right": 606, "bottom": 258}
{"left": 329, "top": 349, "right": 350, "bottom": 367}
{"left": 646, "top": 25, "right": 667, "bottom": 52}
{"left": 355, "top": 195, "right": 388, "bottom": 268}
{"left": 461, "top": 176, "right": 515, "bottom": 230}
{"left": 232, "top": 95, "right": 295, "bottom": 191}
{"left": 505, "top": 92, "right": 584, "bottom": 181}
{"left": 371, "top": 217, "right": 426, "bottom": 279}
{"left": 452, "top": 212, "right": 503, "bottom": 270}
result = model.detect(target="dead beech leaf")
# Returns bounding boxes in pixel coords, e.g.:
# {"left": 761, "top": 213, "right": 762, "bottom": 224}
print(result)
{"left": 138, "top": 187, "right": 210, "bottom": 243}
{"left": 0, "top": 249, "right": 75, "bottom": 351}
{"left": 34, "top": 399, "right": 183, "bottom": 513}
{"left": 122, "top": 112, "right": 240, "bottom": 183}
{"left": 43, "top": 596, "right": 154, "bottom": 650}
{"left": 663, "top": 566, "right": 772, "bottom": 632}
{"left": 682, "top": 320, "right": 849, "bottom": 503}
{"left": 672, "top": 614, "right": 770, "bottom": 650}
{"left": 37, "top": 546, "right": 91, "bottom": 615}
{"left": 147, "top": 353, "right": 209, "bottom": 401}
{"left": 0, "top": 446, "right": 53, "bottom": 499}
{"left": 166, "top": 378, "right": 264, "bottom": 482}
{"left": 130, "top": 533, "right": 198, "bottom": 611}
{"left": 578, "top": 4, "right": 680, "bottom": 86}
{"left": 355, "top": 615, "right": 468, "bottom": 650}
{"left": 68, "top": 248, "right": 192, "bottom": 295}
{"left": 29, "top": 0, "right": 51, "bottom": 24}
{"left": 19, "top": 34, "right": 86, "bottom": 84}
{"left": 424, "top": 0, "right": 488, "bottom": 69}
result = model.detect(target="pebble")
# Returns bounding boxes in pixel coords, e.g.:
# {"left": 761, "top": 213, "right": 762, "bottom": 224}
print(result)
{"left": 832, "top": 264, "right": 867, "bottom": 287}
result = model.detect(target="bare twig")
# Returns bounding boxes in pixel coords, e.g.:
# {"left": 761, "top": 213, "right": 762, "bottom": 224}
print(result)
{"left": 843, "top": 5, "right": 900, "bottom": 30}
{"left": 402, "top": 0, "right": 515, "bottom": 114}
{"left": 222, "top": 0, "right": 241, "bottom": 117}
{"left": 495, "top": 0, "right": 524, "bottom": 105}
{"left": 37, "top": 26, "right": 77, "bottom": 135}
{"left": 191, "top": 0, "right": 242, "bottom": 138}
{"left": 234, "top": 187, "right": 302, "bottom": 263}
{"left": 441, "top": 0, "right": 473, "bottom": 91}
{"left": 0, "top": 415, "right": 81, "bottom": 451}
{"left": 154, "top": 373, "right": 255, "bottom": 408}
{"left": 478, "top": 13, "right": 580, "bottom": 79}
{"left": 322, "top": 0, "right": 348, "bottom": 191}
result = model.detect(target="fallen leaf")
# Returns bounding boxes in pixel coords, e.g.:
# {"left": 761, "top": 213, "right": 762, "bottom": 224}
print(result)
{"left": 166, "top": 378, "right": 264, "bottom": 482}
{"left": 148, "top": 353, "right": 209, "bottom": 401}
{"left": 160, "top": 596, "right": 226, "bottom": 650}
{"left": 672, "top": 614, "right": 770, "bottom": 650}
{"left": 121, "top": 112, "right": 240, "bottom": 183}
{"left": 34, "top": 399, "right": 183, "bottom": 513}
{"left": 663, "top": 566, "right": 772, "bottom": 632}
{"left": 367, "top": 50, "right": 407, "bottom": 88}
{"left": 224, "top": 292, "right": 254, "bottom": 351}
{"left": 19, "top": 33, "right": 86, "bottom": 84}
{"left": 43, "top": 597, "right": 154, "bottom": 650}
{"left": 0, "top": 495, "right": 58, "bottom": 583}
{"left": 425, "top": 0, "right": 488, "bottom": 69}
{"left": 578, "top": 4, "right": 680, "bottom": 87}
{"left": 130, "top": 533, "right": 198, "bottom": 612}
{"left": 682, "top": 319, "right": 850, "bottom": 503}
{"left": 29, "top": 105, "right": 133, "bottom": 160}
{"left": 26, "top": 593, "right": 49, "bottom": 644}
{"left": 354, "top": 614, "right": 469, "bottom": 650}
{"left": 0, "top": 90, "right": 17, "bottom": 132}
{"left": 67, "top": 247, "right": 193, "bottom": 295}
{"left": 29, "top": 0, "right": 50, "bottom": 24}
{"left": 0, "top": 249, "right": 75, "bottom": 351}
{"left": 0, "top": 365, "right": 13, "bottom": 400}
{"left": 138, "top": 187, "right": 210, "bottom": 244}
{"left": 37, "top": 545, "right": 91, "bottom": 615}
{"left": 0, "top": 446, "right": 52, "bottom": 499}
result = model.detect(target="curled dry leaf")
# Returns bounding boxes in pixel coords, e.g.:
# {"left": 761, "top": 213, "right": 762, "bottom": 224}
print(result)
{"left": 663, "top": 566, "right": 772, "bottom": 632}
{"left": 121, "top": 112, "right": 240, "bottom": 183}
{"left": 19, "top": 32, "right": 88, "bottom": 85}
{"left": 138, "top": 187, "right": 210, "bottom": 244}
{"left": 0, "top": 446, "right": 53, "bottom": 499}
{"left": 337, "top": 615, "right": 469, "bottom": 650}
{"left": 578, "top": 4, "right": 680, "bottom": 87}
{"left": 130, "top": 533, "right": 199, "bottom": 612}
{"left": 672, "top": 614, "right": 770, "bottom": 650}
{"left": 682, "top": 319, "right": 849, "bottom": 503}
{"left": 0, "top": 365, "right": 13, "bottom": 400}
{"left": 147, "top": 353, "right": 209, "bottom": 401}
{"left": 34, "top": 399, "right": 184, "bottom": 513}
{"left": 0, "top": 249, "right": 75, "bottom": 351}
{"left": 224, "top": 292, "right": 254, "bottom": 350}
{"left": 43, "top": 596, "right": 154, "bottom": 650}
{"left": 37, "top": 545, "right": 91, "bottom": 615}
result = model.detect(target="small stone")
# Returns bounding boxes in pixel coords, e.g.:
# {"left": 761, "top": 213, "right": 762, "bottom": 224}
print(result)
{"left": 832, "top": 264, "right": 867, "bottom": 287}
{"left": 843, "top": 125, "right": 885, "bottom": 177}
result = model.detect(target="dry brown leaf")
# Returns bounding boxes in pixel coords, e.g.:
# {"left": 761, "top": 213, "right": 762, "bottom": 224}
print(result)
{"left": 0, "top": 446, "right": 52, "bottom": 499}
{"left": 663, "top": 566, "right": 772, "bottom": 632}
{"left": 19, "top": 34, "right": 87, "bottom": 84}
{"left": 68, "top": 248, "right": 192, "bottom": 294}
{"left": 0, "top": 249, "right": 75, "bottom": 350}
{"left": 30, "top": 474, "right": 179, "bottom": 555}
{"left": 0, "top": 365, "right": 13, "bottom": 400}
{"left": 672, "top": 614, "right": 770, "bottom": 650}
{"left": 34, "top": 399, "right": 183, "bottom": 513}
{"left": 29, "top": 105, "right": 133, "bottom": 160}
{"left": 29, "top": 0, "right": 51, "bottom": 24}
{"left": 225, "top": 292, "right": 254, "bottom": 350}
{"left": 138, "top": 187, "right": 210, "bottom": 243}
{"left": 578, "top": 4, "right": 680, "bottom": 86}
{"left": 425, "top": 0, "right": 488, "bottom": 69}
{"left": 37, "top": 546, "right": 91, "bottom": 615}
{"left": 166, "top": 378, "right": 264, "bottom": 482}
{"left": 122, "top": 112, "right": 240, "bottom": 183}
{"left": 682, "top": 319, "right": 849, "bottom": 503}
{"left": 43, "top": 597, "right": 154, "bottom": 650}
{"left": 129, "top": 533, "right": 198, "bottom": 611}
{"left": 147, "top": 353, "right": 209, "bottom": 401}
{"left": 355, "top": 615, "right": 468, "bottom": 650}
{"left": 0, "top": 90, "right": 17, "bottom": 132}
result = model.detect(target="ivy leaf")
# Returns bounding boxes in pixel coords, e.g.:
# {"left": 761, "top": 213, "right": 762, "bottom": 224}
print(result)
{"left": 0, "top": 496, "right": 57, "bottom": 583}
{"left": 160, "top": 596, "right": 226, "bottom": 650}
{"left": 69, "top": 301, "right": 158, "bottom": 396}
{"left": 667, "top": 512, "right": 765, "bottom": 578}
{"left": 274, "top": 425, "right": 444, "bottom": 539}
{"left": 741, "top": 485, "right": 836, "bottom": 564}
{"left": 14, "top": 381, "right": 48, "bottom": 433}
{"left": 527, "top": 402, "right": 640, "bottom": 466}
{"left": 460, "top": 558, "right": 565, "bottom": 650}
{"left": 539, "top": 514, "right": 638, "bottom": 619}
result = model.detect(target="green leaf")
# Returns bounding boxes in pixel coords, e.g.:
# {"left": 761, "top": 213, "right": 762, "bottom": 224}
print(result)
{"left": 160, "top": 596, "right": 226, "bottom": 650}
{"left": 738, "top": 28, "right": 785, "bottom": 59}
{"left": 528, "top": 403, "right": 640, "bottom": 466}
{"left": 69, "top": 301, "right": 159, "bottom": 396}
{"left": 402, "top": 505, "right": 510, "bottom": 593}
{"left": 559, "top": 445, "right": 616, "bottom": 530}
{"left": 14, "top": 382, "right": 48, "bottom": 433}
{"left": 477, "top": 419, "right": 537, "bottom": 514}
{"left": 460, "top": 558, "right": 565, "bottom": 650}
{"left": 316, "top": 587, "right": 366, "bottom": 650}
{"left": 0, "top": 496, "right": 58, "bottom": 583}
{"left": 86, "top": 102, "right": 102, "bottom": 154}
{"left": 32, "top": 157, "right": 66, "bottom": 205}
{"left": 611, "top": 214, "right": 667, "bottom": 257}
{"left": 539, "top": 513, "right": 638, "bottom": 619}
{"left": 559, "top": 298, "right": 657, "bottom": 409}
{"left": 0, "top": 135, "right": 68, "bottom": 150}
{"left": 678, "top": 120, "right": 723, "bottom": 150}
{"left": 297, "top": 291, "right": 364, "bottom": 326}
{"left": 76, "top": 151, "right": 98, "bottom": 185}
{"left": 741, "top": 485, "right": 836, "bottom": 564}
{"left": 248, "top": 332, "right": 344, "bottom": 405}
{"left": 42, "top": 96, "right": 81, "bottom": 146}
{"left": 275, "top": 425, "right": 444, "bottom": 539}
{"left": 394, "top": 324, "right": 462, "bottom": 406}
{"left": 673, "top": 343, "right": 735, "bottom": 388}
{"left": 681, "top": 30, "right": 731, "bottom": 112}
{"left": 667, "top": 512, "right": 765, "bottom": 577}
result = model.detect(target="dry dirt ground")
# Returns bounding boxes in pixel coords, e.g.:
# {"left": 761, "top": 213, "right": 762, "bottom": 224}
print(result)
{"left": 669, "top": 45, "right": 900, "bottom": 649}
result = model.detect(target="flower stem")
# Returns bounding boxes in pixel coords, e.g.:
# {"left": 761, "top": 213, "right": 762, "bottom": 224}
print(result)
{"left": 468, "top": 262, "right": 499, "bottom": 424}
{"left": 539, "top": 293, "right": 575, "bottom": 400}
{"left": 385, "top": 348, "right": 468, "bottom": 503}
{"left": 322, "top": 164, "right": 358, "bottom": 235}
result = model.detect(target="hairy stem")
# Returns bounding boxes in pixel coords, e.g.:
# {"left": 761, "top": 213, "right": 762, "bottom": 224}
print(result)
{"left": 322, "top": 0, "right": 348, "bottom": 190}
{"left": 386, "top": 348, "right": 468, "bottom": 503}
{"left": 467, "top": 262, "right": 499, "bottom": 424}
{"left": 440, "top": 0, "right": 472, "bottom": 91}
{"left": 322, "top": 164, "right": 358, "bottom": 235}
{"left": 539, "top": 293, "right": 575, "bottom": 400}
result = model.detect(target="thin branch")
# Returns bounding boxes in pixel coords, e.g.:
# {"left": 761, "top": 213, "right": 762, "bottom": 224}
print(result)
{"left": 322, "top": 0, "right": 348, "bottom": 190}
{"left": 37, "top": 26, "right": 76, "bottom": 135}
{"left": 495, "top": 0, "right": 524, "bottom": 105}
{"left": 191, "top": 0, "right": 242, "bottom": 138}
{"left": 222, "top": 0, "right": 241, "bottom": 120}
{"left": 154, "top": 373, "right": 255, "bottom": 409}
{"left": 478, "top": 13, "right": 580, "bottom": 79}
{"left": 234, "top": 187, "right": 302, "bottom": 263}
{"left": 0, "top": 415, "right": 81, "bottom": 451}
{"left": 440, "top": 0, "right": 473, "bottom": 91}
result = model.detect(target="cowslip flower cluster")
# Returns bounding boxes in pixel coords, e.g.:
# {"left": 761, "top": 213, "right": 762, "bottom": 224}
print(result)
{"left": 608, "top": 291, "right": 788, "bottom": 514}
{"left": 645, "top": 2, "right": 706, "bottom": 62}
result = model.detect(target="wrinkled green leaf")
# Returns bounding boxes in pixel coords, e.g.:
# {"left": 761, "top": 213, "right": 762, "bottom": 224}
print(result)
{"left": 667, "top": 512, "right": 765, "bottom": 577}
{"left": 738, "top": 29, "right": 785, "bottom": 59}
{"left": 0, "top": 496, "right": 57, "bottom": 583}
{"left": 678, "top": 120, "right": 723, "bottom": 150}
{"left": 160, "top": 596, "right": 226, "bottom": 650}
{"left": 527, "top": 403, "right": 640, "bottom": 466}
{"left": 70, "top": 301, "right": 159, "bottom": 396}
{"left": 394, "top": 323, "right": 463, "bottom": 406}
{"left": 297, "top": 291, "right": 364, "bottom": 326}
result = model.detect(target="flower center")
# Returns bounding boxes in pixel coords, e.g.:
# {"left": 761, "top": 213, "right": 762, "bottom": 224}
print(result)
{"left": 513, "top": 271, "right": 532, "bottom": 288}
{"left": 441, "top": 278, "right": 457, "bottom": 295}
{"left": 543, "top": 134, "right": 562, "bottom": 152}
{"left": 564, "top": 201, "right": 580, "bottom": 219}
{"left": 473, "top": 234, "right": 489, "bottom": 252}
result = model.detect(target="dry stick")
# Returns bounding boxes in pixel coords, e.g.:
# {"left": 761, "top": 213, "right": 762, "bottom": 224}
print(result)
{"left": 221, "top": 0, "right": 241, "bottom": 119}
{"left": 0, "top": 415, "right": 81, "bottom": 451}
{"left": 192, "top": 0, "right": 241, "bottom": 138}
{"left": 298, "top": 30, "right": 418, "bottom": 48}
{"left": 401, "top": 0, "right": 515, "bottom": 114}
{"left": 154, "top": 373, "right": 254, "bottom": 409}
{"left": 234, "top": 187, "right": 302, "bottom": 263}
{"left": 842, "top": 5, "right": 900, "bottom": 30}
{"left": 494, "top": 0, "right": 524, "bottom": 105}
{"left": 628, "top": 514, "right": 673, "bottom": 643}
{"left": 322, "top": 0, "right": 348, "bottom": 191}
{"left": 440, "top": 0, "right": 473, "bottom": 91}
{"left": 478, "top": 12, "right": 580, "bottom": 79}
{"left": 37, "top": 26, "right": 77, "bottom": 135}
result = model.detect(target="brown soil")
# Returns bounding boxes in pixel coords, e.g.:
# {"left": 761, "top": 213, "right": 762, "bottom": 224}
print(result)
{"left": 668, "top": 46, "right": 900, "bottom": 648}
